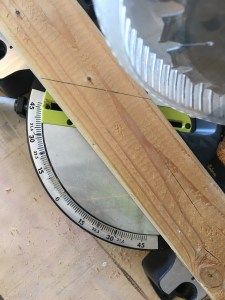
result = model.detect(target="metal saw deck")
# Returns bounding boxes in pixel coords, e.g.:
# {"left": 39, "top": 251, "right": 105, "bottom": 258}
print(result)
{"left": 27, "top": 89, "right": 159, "bottom": 250}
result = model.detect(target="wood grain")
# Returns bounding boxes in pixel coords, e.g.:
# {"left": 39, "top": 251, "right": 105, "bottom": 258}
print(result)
{"left": 0, "top": 0, "right": 224, "bottom": 298}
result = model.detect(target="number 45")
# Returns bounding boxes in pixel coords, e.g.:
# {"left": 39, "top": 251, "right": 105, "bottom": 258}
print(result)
{"left": 137, "top": 242, "right": 145, "bottom": 248}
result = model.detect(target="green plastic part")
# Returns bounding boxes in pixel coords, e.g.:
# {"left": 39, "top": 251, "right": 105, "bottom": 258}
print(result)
{"left": 41, "top": 92, "right": 192, "bottom": 133}
{"left": 41, "top": 92, "right": 75, "bottom": 127}
{"left": 159, "top": 106, "right": 192, "bottom": 133}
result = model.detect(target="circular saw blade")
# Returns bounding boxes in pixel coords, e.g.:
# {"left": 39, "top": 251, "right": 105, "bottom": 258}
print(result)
{"left": 93, "top": 0, "right": 225, "bottom": 124}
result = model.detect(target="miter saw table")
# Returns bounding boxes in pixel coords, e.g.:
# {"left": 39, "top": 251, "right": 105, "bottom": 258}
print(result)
{"left": 1, "top": 83, "right": 223, "bottom": 299}
{"left": 1, "top": 0, "right": 225, "bottom": 298}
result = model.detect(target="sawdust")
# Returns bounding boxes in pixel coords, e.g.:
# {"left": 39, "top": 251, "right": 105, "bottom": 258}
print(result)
{"left": 217, "top": 138, "right": 225, "bottom": 165}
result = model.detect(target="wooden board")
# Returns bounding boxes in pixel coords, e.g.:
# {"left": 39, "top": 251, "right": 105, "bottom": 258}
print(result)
{"left": 0, "top": 1, "right": 224, "bottom": 298}
{"left": 0, "top": 108, "right": 159, "bottom": 299}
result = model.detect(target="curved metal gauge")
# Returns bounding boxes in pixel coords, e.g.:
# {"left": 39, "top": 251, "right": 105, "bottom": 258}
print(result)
{"left": 93, "top": 0, "right": 225, "bottom": 124}
{"left": 27, "top": 89, "right": 158, "bottom": 250}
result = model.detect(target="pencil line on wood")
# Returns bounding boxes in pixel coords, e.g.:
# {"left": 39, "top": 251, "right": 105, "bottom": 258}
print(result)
{"left": 41, "top": 77, "right": 149, "bottom": 100}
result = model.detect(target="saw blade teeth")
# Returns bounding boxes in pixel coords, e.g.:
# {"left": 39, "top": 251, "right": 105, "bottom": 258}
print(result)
{"left": 210, "top": 92, "right": 225, "bottom": 119}
{"left": 202, "top": 88, "right": 214, "bottom": 115}
{"left": 129, "top": 28, "right": 138, "bottom": 66}
{"left": 168, "top": 48, "right": 202, "bottom": 85}
{"left": 185, "top": 70, "right": 206, "bottom": 85}
{"left": 94, "top": 0, "right": 225, "bottom": 123}
{"left": 192, "top": 82, "right": 204, "bottom": 112}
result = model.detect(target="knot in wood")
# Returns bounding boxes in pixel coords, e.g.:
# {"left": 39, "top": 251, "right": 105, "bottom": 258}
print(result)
{"left": 200, "top": 266, "right": 223, "bottom": 288}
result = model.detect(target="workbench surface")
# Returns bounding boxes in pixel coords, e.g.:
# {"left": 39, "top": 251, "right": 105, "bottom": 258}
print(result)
{"left": 0, "top": 108, "right": 158, "bottom": 299}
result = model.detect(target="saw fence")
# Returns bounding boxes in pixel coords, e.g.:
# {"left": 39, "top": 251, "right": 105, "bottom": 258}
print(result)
{"left": 0, "top": 1, "right": 224, "bottom": 299}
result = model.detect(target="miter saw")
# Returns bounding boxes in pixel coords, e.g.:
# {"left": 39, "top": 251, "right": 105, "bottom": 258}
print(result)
{"left": 1, "top": 1, "right": 225, "bottom": 299}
